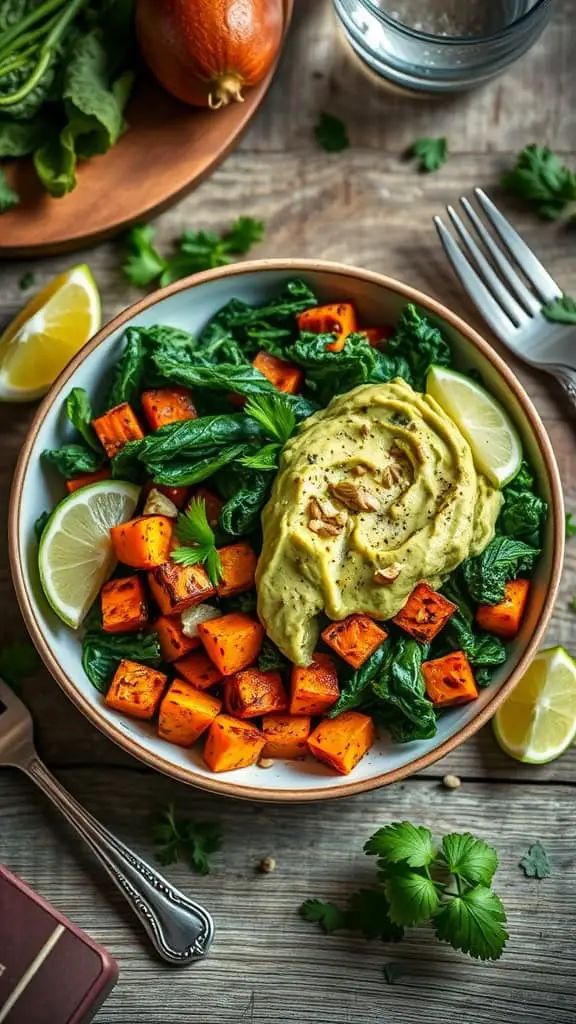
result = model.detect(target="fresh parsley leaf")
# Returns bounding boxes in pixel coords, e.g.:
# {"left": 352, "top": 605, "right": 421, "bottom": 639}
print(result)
{"left": 65, "top": 388, "right": 101, "bottom": 452}
{"left": 409, "top": 137, "right": 448, "bottom": 173}
{"left": 222, "top": 216, "right": 265, "bottom": 254}
{"left": 152, "top": 804, "right": 222, "bottom": 875}
{"left": 0, "top": 168, "right": 19, "bottom": 212}
{"left": 123, "top": 224, "right": 167, "bottom": 287}
{"left": 346, "top": 889, "right": 404, "bottom": 942}
{"left": 364, "top": 822, "right": 436, "bottom": 867}
{"left": 440, "top": 833, "right": 498, "bottom": 887}
{"left": 566, "top": 513, "right": 576, "bottom": 537}
{"left": 244, "top": 393, "right": 296, "bottom": 445}
{"left": 519, "top": 841, "right": 552, "bottom": 879}
{"left": 314, "top": 113, "right": 349, "bottom": 153}
{"left": 19, "top": 272, "right": 35, "bottom": 290}
{"left": 501, "top": 145, "right": 576, "bottom": 220}
{"left": 299, "top": 899, "right": 347, "bottom": 934}
{"left": 173, "top": 498, "right": 223, "bottom": 585}
{"left": 433, "top": 886, "right": 508, "bottom": 961}
{"left": 384, "top": 872, "right": 440, "bottom": 927}
{"left": 239, "top": 443, "right": 281, "bottom": 471}
{"left": 0, "top": 639, "right": 41, "bottom": 694}
{"left": 542, "top": 294, "right": 576, "bottom": 325}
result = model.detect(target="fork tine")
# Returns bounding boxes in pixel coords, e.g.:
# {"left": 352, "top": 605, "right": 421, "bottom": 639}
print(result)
{"left": 474, "top": 189, "right": 563, "bottom": 304}
{"left": 459, "top": 197, "right": 541, "bottom": 316}
{"left": 447, "top": 205, "right": 529, "bottom": 327}
{"left": 434, "top": 216, "right": 515, "bottom": 342}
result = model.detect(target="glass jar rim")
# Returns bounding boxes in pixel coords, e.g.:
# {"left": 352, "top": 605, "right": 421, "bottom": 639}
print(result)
{"left": 359, "top": 0, "right": 551, "bottom": 45}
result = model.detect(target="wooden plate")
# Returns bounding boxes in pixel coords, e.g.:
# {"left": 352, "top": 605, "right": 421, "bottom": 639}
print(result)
{"left": 0, "top": 0, "right": 293, "bottom": 258}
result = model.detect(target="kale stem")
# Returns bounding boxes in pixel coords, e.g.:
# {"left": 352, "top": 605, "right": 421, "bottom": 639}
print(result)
{"left": 0, "top": 0, "right": 86, "bottom": 108}
{"left": 0, "top": 10, "right": 64, "bottom": 63}
{"left": 0, "top": 0, "right": 67, "bottom": 60}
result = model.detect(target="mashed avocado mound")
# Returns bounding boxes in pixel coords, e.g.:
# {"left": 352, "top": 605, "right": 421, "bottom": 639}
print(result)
{"left": 256, "top": 379, "right": 503, "bottom": 666}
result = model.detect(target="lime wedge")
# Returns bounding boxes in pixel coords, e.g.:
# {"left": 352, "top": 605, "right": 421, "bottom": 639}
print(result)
{"left": 426, "top": 365, "right": 522, "bottom": 487}
{"left": 494, "top": 646, "right": 576, "bottom": 764}
{"left": 38, "top": 481, "right": 140, "bottom": 628}
{"left": 0, "top": 265, "right": 101, "bottom": 401}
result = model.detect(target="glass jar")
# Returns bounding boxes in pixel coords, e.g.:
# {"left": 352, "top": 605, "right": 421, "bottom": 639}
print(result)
{"left": 332, "top": 0, "right": 554, "bottom": 94}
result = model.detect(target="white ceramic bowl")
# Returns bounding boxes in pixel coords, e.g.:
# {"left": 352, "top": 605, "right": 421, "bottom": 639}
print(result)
{"left": 9, "top": 260, "right": 564, "bottom": 802}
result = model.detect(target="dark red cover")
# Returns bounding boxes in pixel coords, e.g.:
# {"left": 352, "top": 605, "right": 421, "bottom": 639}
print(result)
{"left": 0, "top": 864, "right": 119, "bottom": 1024}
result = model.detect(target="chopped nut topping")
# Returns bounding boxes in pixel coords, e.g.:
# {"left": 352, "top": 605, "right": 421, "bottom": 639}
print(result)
{"left": 382, "top": 463, "right": 404, "bottom": 488}
{"left": 330, "top": 480, "right": 380, "bottom": 512}
{"left": 352, "top": 464, "right": 369, "bottom": 477}
{"left": 308, "top": 519, "right": 343, "bottom": 537}
{"left": 307, "top": 497, "right": 346, "bottom": 537}
{"left": 373, "top": 562, "right": 403, "bottom": 585}
{"left": 258, "top": 757, "right": 274, "bottom": 769}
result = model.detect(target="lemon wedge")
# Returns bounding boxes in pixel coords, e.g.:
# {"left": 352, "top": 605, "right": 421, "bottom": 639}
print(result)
{"left": 0, "top": 265, "right": 101, "bottom": 401}
{"left": 426, "top": 365, "right": 522, "bottom": 488}
{"left": 38, "top": 480, "right": 140, "bottom": 629}
{"left": 494, "top": 646, "right": 576, "bottom": 763}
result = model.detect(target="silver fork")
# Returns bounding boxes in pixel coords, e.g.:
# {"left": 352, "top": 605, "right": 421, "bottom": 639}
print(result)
{"left": 0, "top": 678, "right": 214, "bottom": 965}
{"left": 434, "top": 188, "right": 576, "bottom": 406}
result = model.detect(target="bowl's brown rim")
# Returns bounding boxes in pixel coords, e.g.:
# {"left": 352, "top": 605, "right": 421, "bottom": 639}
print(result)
{"left": 9, "top": 258, "right": 565, "bottom": 803}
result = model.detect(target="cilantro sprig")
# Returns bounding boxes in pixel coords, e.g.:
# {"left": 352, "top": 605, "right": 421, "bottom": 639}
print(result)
{"left": 123, "top": 217, "right": 265, "bottom": 289}
{"left": 408, "top": 137, "right": 448, "bottom": 174}
{"left": 152, "top": 803, "right": 222, "bottom": 875}
{"left": 519, "top": 842, "right": 552, "bottom": 879}
{"left": 172, "top": 498, "right": 223, "bottom": 586}
{"left": 501, "top": 145, "right": 576, "bottom": 220}
{"left": 244, "top": 393, "right": 296, "bottom": 445}
{"left": 300, "top": 822, "right": 508, "bottom": 963}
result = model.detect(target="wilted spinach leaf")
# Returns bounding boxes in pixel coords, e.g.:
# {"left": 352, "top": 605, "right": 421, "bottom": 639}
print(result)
{"left": 106, "top": 327, "right": 145, "bottom": 409}
{"left": 65, "top": 387, "right": 101, "bottom": 451}
{"left": 82, "top": 626, "right": 162, "bottom": 693}
{"left": 462, "top": 537, "right": 540, "bottom": 606}
{"left": 43, "top": 444, "right": 106, "bottom": 478}
{"left": 386, "top": 304, "right": 451, "bottom": 391}
{"left": 369, "top": 636, "right": 437, "bottom": 742}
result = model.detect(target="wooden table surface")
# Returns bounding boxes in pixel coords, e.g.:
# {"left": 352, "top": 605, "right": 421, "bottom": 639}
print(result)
{"left": 2, "top": 2, "right": 576, "bottom": 1022}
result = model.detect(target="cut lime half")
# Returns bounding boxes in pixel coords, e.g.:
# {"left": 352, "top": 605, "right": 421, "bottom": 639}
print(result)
{"left": 38, "top": 480, "right": 140, "bottom": 629}
{"left": 494, "top": 646, "right": 576, "bottom": 764}
{"left": 426, "top": 365, "right": 522, "bottom": 488}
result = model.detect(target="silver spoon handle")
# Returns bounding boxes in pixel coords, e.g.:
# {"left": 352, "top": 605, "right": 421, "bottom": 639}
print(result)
{"left": 21, "top": 755, "right": 214, "bottom": 965}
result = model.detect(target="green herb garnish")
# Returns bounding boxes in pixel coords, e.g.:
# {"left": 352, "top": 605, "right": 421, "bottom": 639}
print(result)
{"left": 408, "top": 137, "right": 448, "bottom": 173}
{"left": 244, "top": 393, "right": 296, "bottom": 445}
{"left": 301, "top": 823, "right": 508, "bottom": 962}
{"left": 314, "top": 113, "right": 349, "bottom": 153}
{"left": 501, "top": 145, "right": 576, "bottom": 220}
{"left": 566, "top": 513, "right": 576, "bottom": 537}
{"left": 122, "top": 217, "right": 265, "bottom": 289}
{"left": 65, "top": 387, "right": 101, "bottom": 452}
{"left": 542, "top": 295, "right": 576, "bottom": 325}
{"left": 152, "top": 803, "right": 222, "bottom": 875}
{"left": 19, "top": 272, "right": 35, "bottom": 291}
{"left": 519, "top": 842, "right": 551, "bottom": 879}
{"left": 172, "top": 498, "right": 223, "bottom": 586}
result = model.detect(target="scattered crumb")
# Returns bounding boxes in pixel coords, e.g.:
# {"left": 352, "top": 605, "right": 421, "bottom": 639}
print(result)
{"left": 259, "top": 856, "right": 276, "bottom": 874}
{"left": 258, "top": 757, "right": 274, "bottom": 769}
{"left": 442, "top": 774, "right": 461, "bottom": 790}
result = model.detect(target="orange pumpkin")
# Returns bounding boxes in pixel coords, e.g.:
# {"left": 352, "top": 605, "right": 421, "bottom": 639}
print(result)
{"left": 136, "top": 0, "right": 285, "bottom": 109}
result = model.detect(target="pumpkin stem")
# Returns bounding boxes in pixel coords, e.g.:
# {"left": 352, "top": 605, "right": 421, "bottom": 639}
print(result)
{"left": 208, "top": 73, "right": 245, "bottom": 109}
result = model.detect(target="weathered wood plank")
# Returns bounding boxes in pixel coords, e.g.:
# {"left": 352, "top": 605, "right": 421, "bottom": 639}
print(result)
{"left": 1, "top": 768, "right": 574, "bottom": 1024}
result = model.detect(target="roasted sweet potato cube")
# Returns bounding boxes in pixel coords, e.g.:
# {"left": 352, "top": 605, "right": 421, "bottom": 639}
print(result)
{"left": 262, "top": 714, "right": 311, "bottom": 759}
{"left": 216, "top": 542, "right": 257, "bottom": 599}
{"left": 158, "top": 679, "right": 221, "bottom": 747}
{"left": 321, "top": 614, "right": 388, "bottom": 669}
{"left": 290, "top": 653, "right": 340, "bottom": 715}
{"left": 101, "top": 575, "right": 148, "bottom": 634}
{"left": 174, "top": 650, "right": 223, "bottom": 690}
{"left": 148, "top": 561, "right": 216, "bottom": 615}
{"left": 66, "top": 467, "right": 111, "bottom": 493}
{"left": 392, "top": 582, "right": 457, "bottom": 642}
{"left": 141, "top": 387, "right": 197, "bottom": 431}
{"left": 422, "top": 651, "right": 479, "bottom": 708}
{"left": 105, "top": 659, "right": 167, "bottom": 720}
{"left": 197, "top": 613, "right": 264, "bottom": 676}
{"left": 92, "top": 402, "right": 145, "bottom": 458}
{"left": 224, "top": 669, "right": 288, "bottom": 719}
{"left": 111, "top": 515, "right": 173, "bottom": 570}
{"left": 297, "top": 303, "right": 357, "bottom": 353}
{"left": 154, "top": 615, "right": 201, "bottom": 663}
{"left": 362, "top": 326, "right": 393, "bottom": 349}
{"left": 252, "top": 351, "right": 304, "bottom": 394}
{"left": 475, "top": 579, "right": 530, "bottom": 639}
{"left": 307, "top": 711, "right": 375, "bottom": 775}
{"left": 203, "top": 715, "right": 265, "bottom": 772}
